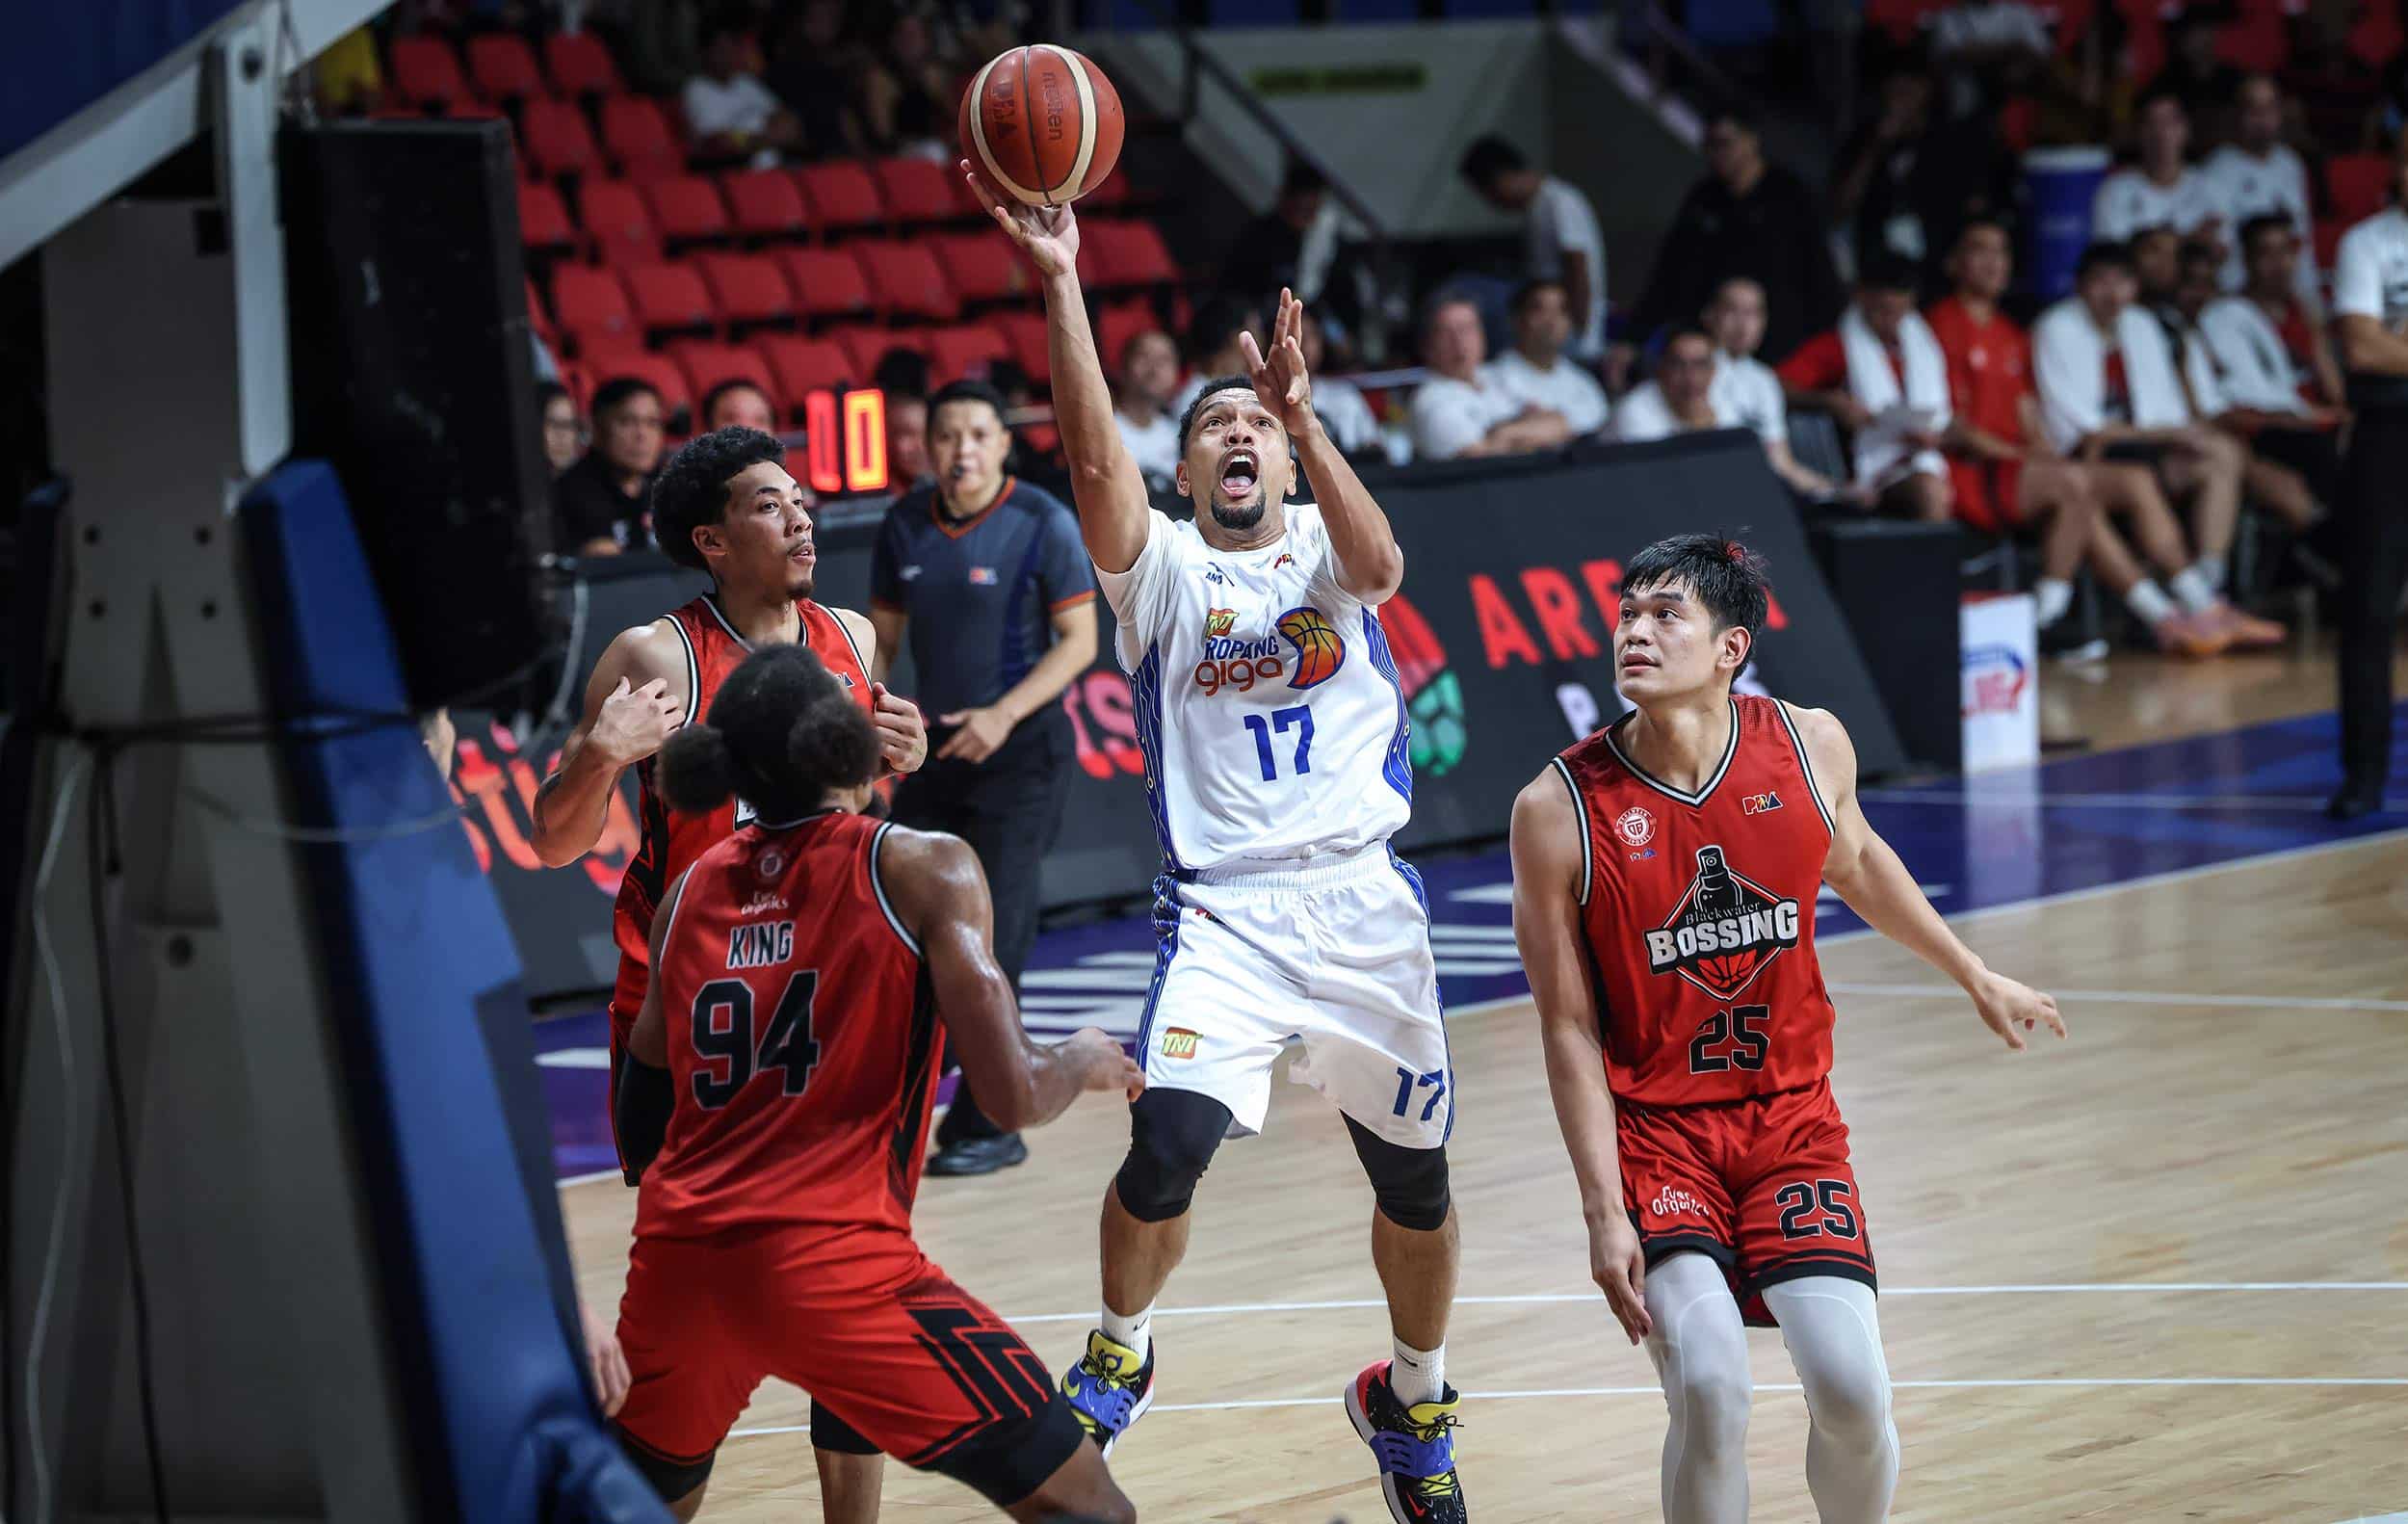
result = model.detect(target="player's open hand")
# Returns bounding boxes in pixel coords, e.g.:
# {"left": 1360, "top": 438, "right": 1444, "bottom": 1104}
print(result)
{"left": 1968, "top": 967, "right": 2066, "bottom": 1051}
{"left": 1065, "top": 1027, "right": 1146, "bottom": 1102}
{"left": 871, "top": 683, "right": 928, "bottom": 775}
{"left": 591, "top": 675, "right": 685, "bottom": 768}
{"left": 961, "top": 160, "right": 1079, "bottom": 278}
{"left": 1588, "top": 1212, "right": 1652, "bottom": 1345}
{"left": 581, "top": 1303, "right": 630, "bottom": 1418}
{"left": 1239, "top": 286, "right": 1316, "bottom": 437}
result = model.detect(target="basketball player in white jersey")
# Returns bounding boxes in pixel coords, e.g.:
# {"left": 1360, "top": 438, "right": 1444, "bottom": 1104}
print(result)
{"left": 966, "top": 168, "right": 1468, "bottom": 1524}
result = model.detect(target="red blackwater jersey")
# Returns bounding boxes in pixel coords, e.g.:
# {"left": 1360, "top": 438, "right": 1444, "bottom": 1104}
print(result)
{"left": 1555, "top": 695, "right": 1841, "bottom": 1108}
{"left": 610, "top": 596, "right": 873, "bottom": 1043}
{"left": 637, "top": 810, "right": 940, "bottom": 1248}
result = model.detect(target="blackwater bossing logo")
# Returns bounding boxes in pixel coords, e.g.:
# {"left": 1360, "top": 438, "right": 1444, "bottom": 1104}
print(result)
{"left": 1644, "top": 845, "right": 1801, "bottom": 1001}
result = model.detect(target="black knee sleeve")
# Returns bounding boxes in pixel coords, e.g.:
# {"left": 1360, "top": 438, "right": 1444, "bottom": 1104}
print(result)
{"left": 615, "top": 1424, "right": 716, "bottom": 1505}
{"left": 810, "top": 1402, "right": 882, "bottom": 1456}
{"left": 1345, "top": 1115, "right": 1452, "bottom": 1231}
{"left": 1112, "top": 1088, "right": 1232, "bottom": 1222}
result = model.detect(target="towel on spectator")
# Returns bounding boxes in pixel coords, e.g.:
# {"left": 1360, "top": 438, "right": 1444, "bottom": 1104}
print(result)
{"left": 2197, "top": 297, "right": 2314, "bottom": 415}
{"left": 2031, "top": 298, "right": 2194, "bottom": 452}
{"left": 1839, "top": 302, "right": 1951, "bottom": 486}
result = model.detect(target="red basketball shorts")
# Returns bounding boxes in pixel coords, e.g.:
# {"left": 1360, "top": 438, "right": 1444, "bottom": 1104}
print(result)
{"left": 614, "top": 1225, "right": 1082, "bottom": 1507}
{"left": 1617, "top": 1077, "right": 1876, "bottom": 1327}
{"left": 1949, "top": 457, "right": 2025, "bottom": 534}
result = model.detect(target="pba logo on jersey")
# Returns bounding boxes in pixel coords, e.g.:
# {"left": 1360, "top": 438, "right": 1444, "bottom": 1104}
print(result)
{"left": 1643, "top": 845, "right": 1802, "bottom": 1001}
{"left": 1741, "top": 791, "right": 1783, "bottom": 816}
{"left": 1275, "top": 606, "right": 1346, "bottom": 690}
{"left": 1614, "top": 805, "right": 1658, "bottom": 848}
{"left": 1159, "top": 1028, "right": 1199, "bottom": 1060}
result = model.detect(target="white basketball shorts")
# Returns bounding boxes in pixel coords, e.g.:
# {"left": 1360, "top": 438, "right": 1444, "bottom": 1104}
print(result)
{"left": 1134, "top": 842, "right": 1453, "bottom": 1149}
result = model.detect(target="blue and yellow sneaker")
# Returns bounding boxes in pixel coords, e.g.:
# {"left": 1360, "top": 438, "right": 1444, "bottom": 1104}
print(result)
{"left": 1345, "top": 1359, "right": 1467, "bottom": 1524}
{"left": 1060, "top": 1329, "right": 1155, "bottom": 1457}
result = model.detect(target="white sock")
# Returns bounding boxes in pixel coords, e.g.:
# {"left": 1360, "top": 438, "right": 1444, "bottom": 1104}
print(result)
{"left": 2168, "top": 565, "right": 2219, "bottom": 615}
{"left": 1390, "top": 1338, "right": 1446, "bottom": 1406}
{"left": 1100, "top": 1302, "right": 1152, "bottom": 1362}
{"left": 2125, "top": 579, "right": 2178, "bottom": 625}
{"left": 2033, "top": 577, "right": 2075, "bottom": 627}
{"left": 2197, "top": 553, "right": 2228, "bottom": 591}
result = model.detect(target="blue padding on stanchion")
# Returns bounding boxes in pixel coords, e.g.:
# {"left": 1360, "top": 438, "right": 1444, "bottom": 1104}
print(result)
{"left": 238, "top": 460, "right": 667, "bottom": 1524}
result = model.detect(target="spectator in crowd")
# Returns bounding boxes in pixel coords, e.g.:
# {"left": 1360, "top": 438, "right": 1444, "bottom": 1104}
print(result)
{"left": 858, "top": 9, "right": 955, "bottom": 159}
{"left": 2032, "top": 242, "right": 2284, "bottom": 645}
{"left": 1458, "top": 136, "right": 1609, "bottom": 361}
{"left": 868, "top": 380, "right": 1099, "bottom": 1175}
{"left": 1296, "top": 305, "right": 1385, "bottom": 458}
{"left": 682, "top": 13, "right": 803, "bottom": 166}
{"left": 1484, "top": 279, "right": 1610, "bottom": 438}
{"left": 700, "top": 378, "right": 777, "bottom": 433}
{"left": 1777, "top": 258, "right": 1955, "bottom": 521}
{"left": 538, "top": 381, "right": 585, "bottom": 478}
{"left": 1612, "top": 330, "right": 1728, "bottom": 442}
{"left": 1830, "top": 65, "right": 2013, "bottom": 286}
{"left": 2203, "top": 75, "right": 2317, "bottom": 299}
{"left": 2130, "top": 224, "right": 2186, "bottom": 323}
{"left": 1704, "top": 277, "right": 1853, "bottom": 501}
{"left": 1625, "top": 103, "right": 1845, "bottom": 376}
{"left": 2092, "top": 90, "right": 2233, "bottom": 269}
{"left": 553, "top": 377, "right": 665, "bottom": 557}
{"left": 2157, "top": 11, "right": 2244, "bottom": 145}
{"left": 886, "top": 392, "right": 931, "bottom": 489}
{"left": 768, "top": 0, "right": 869, "bottom": 159}
{"left": 1928, "top": 0, "right": 2054, "bottom": 61}
{"left": 1112, "top": 328, "right": 1182, "bottom": 486}
{"left": 2167, "top": 240, "right": 2333, "bottom": 532}
{"left": 1411, "top": 294, "right": 1572, "bottom": 460}
{"left": 1170, "top": 297, "right": 1263, "bottom": 418}
{"left": 2214, "top": 216, "right": 2347, "bottom": 412}
{"left": 1221, "top": 162, "right": 1369, "bottom": 343}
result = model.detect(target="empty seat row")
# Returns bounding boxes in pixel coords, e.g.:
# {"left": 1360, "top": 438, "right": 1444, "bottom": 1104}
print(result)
{"left": 388, "top": 31, "right": 623, "bottom": 110}
{"left": 556, "top": 324, "right": 1037, "bottom": 423}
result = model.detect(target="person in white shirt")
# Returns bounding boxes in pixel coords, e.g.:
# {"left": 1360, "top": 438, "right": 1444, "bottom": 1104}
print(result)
{"left": 1113, "top": 328, "right": 1183, "bottom": 486}
{"left": 2167, "top": 240, "right": 2328, "bottom": 538}
{"left": 1296, "top": 304, "right": 1385, "bottom": 458}
{"left": 1410, "top": 295, "right": 1571, "bottom": 460}
{"left": 2031, "top": 241, "right": 2283, "bottom": 646}
{"left": 1482, "top": 279, "right": 1610, "bottom": 437}
{"left": 1459, "top": 137, "right": 1609, "bottom": 360}
{"left": 1703, "top": 276, "right": 1853, "bottom": 500}
{"left": 1611, "top": 330, "right": 1729, "bottom": 442}
{"left": 1168, "top": 298, "right": 1261, "bottom": 422}
{"left": 681, "top": 18, "right": 801, "bottom": 163}
{"left": 2091, "top": 90, "right": 2233, "bottom": 269}
{"left": 2201, "top": 75, "right": 2317, "bottom": 301}
{"left": 2325, "top": 126, "right": 2408, "bottom": 817}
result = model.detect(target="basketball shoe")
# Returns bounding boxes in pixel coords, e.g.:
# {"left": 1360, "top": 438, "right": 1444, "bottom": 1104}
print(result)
{"left": 1345, "top": 1359, "right": 1467, "bottom": 1523}
{"left": 1060, "top": 1329, "right": 1155, "bottom": 1456}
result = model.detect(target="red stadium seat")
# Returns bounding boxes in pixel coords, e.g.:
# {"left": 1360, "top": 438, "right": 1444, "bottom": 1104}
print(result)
{"left": 759, "top": 334, "right": 860, "bottom": 405}
{"left": 1084, "top": 220, "right": 1181, "bottom": 289}
{"left": 555, "top": 360, "right": 590, "bottom": 412}
{"left": 579, "top": 179, "right": 662, "bottom": 267}
{"left": 826, "top": 325, "right": 925, "bottom": 381}
{"left": 774, "top": 247, "right": 875, "bottom": 323}
{"left": 930, "top": 233, "right": 1029, "bottom": 307}
{"left": 875, "top": 157, "right": 972, "bottom": 226}
{"left": 550, "top": 265, "right": 637, "bottom": 354}
{"left": 625, "top": 260, "right": 720, "bottom": 335}
{"left": 518, "top": 180, "right": 577, "bottom": 255}
{"left": 852, "top": 239, "right": 958, "bottom": 322}
{"left": 669, "top": 341, "right": 780, "bottom": 415}
{"left": 544, "top": 32, "right": 625, "bottom": 97}
{"left": 1096, "top": 300, "right": 1164, "bottom": 375}
{"left": 581, "top": 342, "right": 694, "bottom": 424}
{"left": 525, "top": 276, "right": 557, "bottom": 347}
{"left": 523, "top": 98, "right": 603, "bottom": 179}
{"left": 466, "top": 34, "right": 548, "bottom": 101}
{"left": 699, "top": 252, "right": 796, "bottom": 329}
{"left": 2328, "top": 153, "right": 2393, "bottom": 224}
{"left": 926, "top": 323, "right": 1013, "bottom": 383}
{"left": 723, "top": 168, "right": 810, "bottom": 241}
{"left": 600, "top": 95, "right": 684, "bottom": 179}
{"left": 642, "top": 175, "right": 731, "bottom": 245}
{"left": 795, "top": 162, "right": 885, "bottom": 232}
{"left": 992, "top": 310, "right": 1053, "bottom": 386}
{"left": 1083, "top": 168, "right": 1132, "bottom": 209}
{"left": 388, "top": 36, "right": 471, "bottom": 111}
{"left": 2315, "top": 216, "right": 2346, "bottom": 270}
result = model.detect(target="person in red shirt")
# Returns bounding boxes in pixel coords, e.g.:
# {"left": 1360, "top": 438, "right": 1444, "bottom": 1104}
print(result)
{"left": 1511, "top": 535, "right": 2064, "bottom": 1522}
{"left": 613, "top": 641, "right": 1144, "bottom": 1520}
{"left": 1776, "top": 260, "right": 1953, "bottom": 522}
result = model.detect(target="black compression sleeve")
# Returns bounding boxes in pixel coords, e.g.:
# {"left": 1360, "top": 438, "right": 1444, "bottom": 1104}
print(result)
{"left": 615, "top": 1053, "right": 674, "bottom": 1183}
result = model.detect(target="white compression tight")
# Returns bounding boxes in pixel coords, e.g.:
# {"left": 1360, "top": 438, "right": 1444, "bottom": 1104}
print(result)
{"left": 1641, "top": 1250, "right": 1899, "bottom": 1523}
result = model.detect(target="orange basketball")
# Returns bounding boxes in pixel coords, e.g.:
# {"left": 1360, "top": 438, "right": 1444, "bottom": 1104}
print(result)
{"left": 958, "top": 44, "right": 1125, "bottom": 207}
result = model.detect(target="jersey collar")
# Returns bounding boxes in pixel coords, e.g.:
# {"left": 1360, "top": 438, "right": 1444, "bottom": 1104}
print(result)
{"left": 1605, "top": 699, "right": 1740, "bottom": 807}
{"left": 930, "top": 476, "right": 1017, "bottom": 539}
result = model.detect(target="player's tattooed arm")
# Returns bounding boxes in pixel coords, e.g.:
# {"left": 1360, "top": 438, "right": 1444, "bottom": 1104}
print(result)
{"left": 881, "top": 827, "right": 1144, "bottom": 1128}
{"left": 1249, "top": 287, "right": 1404, "bottom": 603}
{"left": 1793, "top": 702, "right": 2066, "bottom": 1051}
{"left": 532, "top": 621, "right": 688, "bottom": 867}
{"left": 1510, "top": 770, "right": 1651, "bottom": 1344}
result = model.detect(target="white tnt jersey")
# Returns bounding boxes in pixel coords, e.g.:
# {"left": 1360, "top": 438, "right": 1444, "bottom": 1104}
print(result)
{"left": 1096, "top": 504, "right": 1412, "bottom": 874}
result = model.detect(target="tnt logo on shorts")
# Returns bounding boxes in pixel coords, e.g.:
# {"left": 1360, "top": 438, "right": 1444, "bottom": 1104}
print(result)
{"left": 1159, "top": 1028, "right": 1199, "bottom": 1060}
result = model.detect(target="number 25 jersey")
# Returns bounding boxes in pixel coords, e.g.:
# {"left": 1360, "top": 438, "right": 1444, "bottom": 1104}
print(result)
{"left": 1554, "top": 696, "right": 1841, "bottom": 1108}
{"left": 1096, "top": 504, "right": 1413, "bottom": 874}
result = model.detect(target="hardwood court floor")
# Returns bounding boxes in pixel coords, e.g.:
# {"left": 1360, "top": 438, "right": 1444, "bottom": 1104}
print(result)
{"left": 561, "top": 823, "right": 2408, "bottom": 1522}
{"left": 2044, "top": 644, "right": 2408, "bottom": 752}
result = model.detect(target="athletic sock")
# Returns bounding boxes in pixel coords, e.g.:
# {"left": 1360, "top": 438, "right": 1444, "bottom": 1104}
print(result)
{"left": 2033, "top": 577, "right": 2075, "bottom": 627}
{"left": 2125, "top": 579, "right": 2178, "bottom": 625}
{"left": 1389, "top": 1338, "right": 1446, "bottom": 1406}
{"left": 1100, "top": 1302, "right": 1152, "bottom": 1363}
{"left": 2196, "top": 553, "right": 2229, "bottom": 591}
{"left": 2168, "top": 565, "right": 2220, "bottom": 615}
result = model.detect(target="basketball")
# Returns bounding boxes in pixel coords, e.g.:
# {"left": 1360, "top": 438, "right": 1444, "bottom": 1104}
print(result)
{"left": 958, "top": 44, "right": 1125, "bottom": 207}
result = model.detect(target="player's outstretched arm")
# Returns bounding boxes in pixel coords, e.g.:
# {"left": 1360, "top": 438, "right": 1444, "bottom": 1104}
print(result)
{"left": 880, "top": 826, "right": 1143, "bottom": 1128}
{"left": 532, "top": 623, "right": 687, "bottom": 867}
{"left": 1510, "top": 771, "right": 1651, "bottom": 1344}
{"left": 1244, "top": 288, "right": 1403, "bottom": 603}
{"left": 1795, "top": 702, "right": 2067, "bottom": 1050}
{"left": 960, "top": 163, "right": 1149, "bottom": 574}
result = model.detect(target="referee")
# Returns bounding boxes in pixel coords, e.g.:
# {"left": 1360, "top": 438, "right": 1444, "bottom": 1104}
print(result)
{"left": 869, "top": 380, "right": 1100, "bottom": 1173}
{"left": 2328, "top": 127, "right": 2408, "bottom": 820}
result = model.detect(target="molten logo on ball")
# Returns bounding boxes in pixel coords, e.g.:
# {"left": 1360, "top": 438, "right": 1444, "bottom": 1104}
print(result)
{"left": 1277, "top": 607, "right": 1347, "bottom": 690}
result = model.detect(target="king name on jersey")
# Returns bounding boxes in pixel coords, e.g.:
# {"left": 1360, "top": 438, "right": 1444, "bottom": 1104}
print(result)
{"left": 1643, "top": 845, "right": 1801, "bottom": 1002}
{"left": 727, "top": 919, "right": 797, "bottom": 969}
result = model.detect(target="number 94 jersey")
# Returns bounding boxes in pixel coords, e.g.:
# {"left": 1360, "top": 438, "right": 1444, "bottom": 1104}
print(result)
{"left": 1096, "top": 504, "right": 1413, "bottom": 874}
{"left": 1554, "top": 695, "right": 1841, "bottom": 1107}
